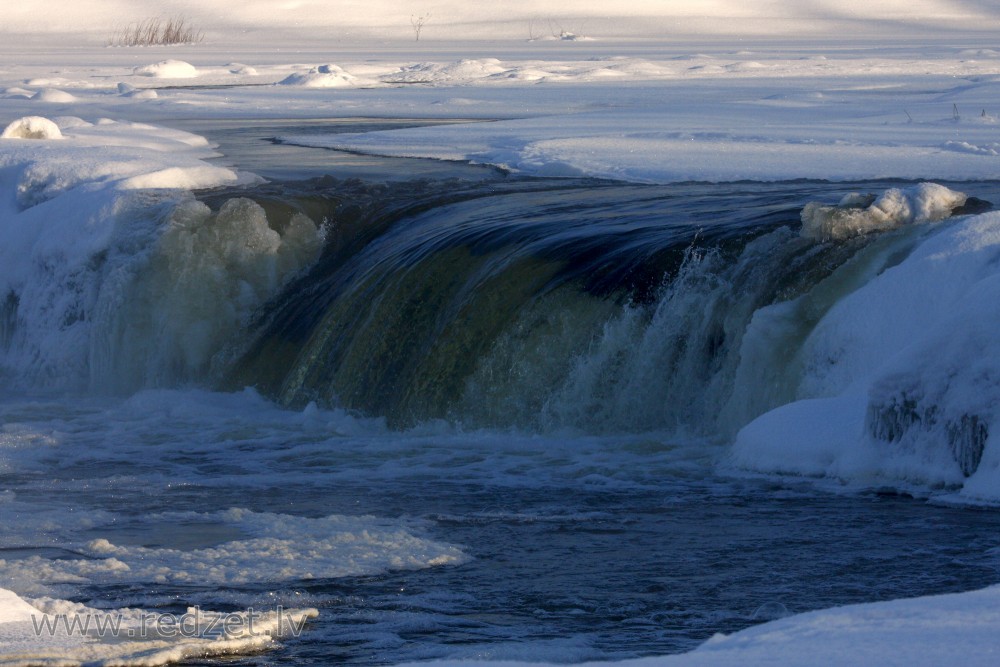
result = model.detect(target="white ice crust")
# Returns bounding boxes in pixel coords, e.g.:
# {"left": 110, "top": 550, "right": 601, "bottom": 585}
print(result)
{"left": 0, "top": 587, "right": 318, "bottom": 666}
{"left": 800, "top": 183, "right": 968, "bottom": 241}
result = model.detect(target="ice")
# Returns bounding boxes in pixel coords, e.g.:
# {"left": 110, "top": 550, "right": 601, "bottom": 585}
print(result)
{"left": 800, "top": 183, "right": 968, "bottom": 241}
{"left": 0, "top": 509, "right": 468, "bottom": 595}
{"left": 0, "top": 118, "right": 270, "bottom": 390}
{"left": 0, "top": 588, "right": 39, "bottom": 623}
{"left": 380, "top": 584, "right": 1000, "bottom": 667}
{"left": 731, "top": 212, "right": 1000, "bottom": 499}
{"left": 0, "top": 587, "right": 318, "bottom": 666}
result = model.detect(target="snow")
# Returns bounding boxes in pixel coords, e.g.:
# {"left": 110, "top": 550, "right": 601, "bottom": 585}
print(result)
{"left": 799, "top": 183, "right": 967, "bottom": 241}
{"left": 0, "top": 588, "right": 40, "bottom": 623}
{"left": 0, "top": 116, "right": 271, "bottom": 389}
{"left": 0, "top": 587, "right": 319, "bottom": 666}
{"left": 279, "top": 64, "right": 362, "bottom": 88}
{"left": 4, "top": 1, "right": 1000, "bottom": 665}
{"left": 30, "top": 88, "right": 77, "bottom": 103}
{"left": 4, "top": 582, "right": 999, "bottom": 667}
{"left": 394, "top": 584, "right": 1000, "bottom": 667}
{"left": 1, "top": 116, "right": 62, "bottom": 140}
{"left": 133, "top": 59, "right": 199, "bottom": 79}
{"left": 4, "top": 1, "right": 1000, "bottom": 41}
{"left": 730, "top": 210, "right": 1000, "bottom": 499}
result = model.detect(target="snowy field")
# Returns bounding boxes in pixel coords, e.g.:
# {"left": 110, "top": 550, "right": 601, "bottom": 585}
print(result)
{"left": 4, "top": 1, "right": 1000, "bottom": 665}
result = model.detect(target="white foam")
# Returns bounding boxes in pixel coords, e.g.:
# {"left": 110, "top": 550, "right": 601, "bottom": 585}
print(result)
{"left": 90, "top": 196, "right": 324, "bottom": 390}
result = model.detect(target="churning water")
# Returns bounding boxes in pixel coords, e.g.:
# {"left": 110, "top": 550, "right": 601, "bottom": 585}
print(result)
{"left": 3, "top": 126, "right": 1000, "bottom": 665}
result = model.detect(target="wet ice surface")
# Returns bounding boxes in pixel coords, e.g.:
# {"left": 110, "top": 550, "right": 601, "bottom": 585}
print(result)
{"left": 3, "top": 390, "right": 1000, "bottom": 665}
{"left": 166, "top": 118, "right": 506, "bottom": 182}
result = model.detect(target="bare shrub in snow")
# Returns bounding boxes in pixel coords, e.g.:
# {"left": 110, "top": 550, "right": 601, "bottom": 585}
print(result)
{"left": 410, "top": 13, "right": 431, "bottom": 41}
{"left": 107, "top": 16, "right": 204, "bottom": 47}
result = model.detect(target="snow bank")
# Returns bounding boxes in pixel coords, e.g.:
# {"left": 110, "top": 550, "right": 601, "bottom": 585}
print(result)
{"left": 1, "top": 116, "right": 61, "bottom": 140}
{"left": 392, "top": 584, "right": 1000, "bottom": 667}
{"left": 134, "top": 59, "right": 198, "bottom": 78}
{"left": 0, "top": 587, "right": 317, "bottom": 666}
{"left": 731, "top": 209, "right": 1000, "bottom": 502}
{"left": 0, "top": 117, "right": 258, "bottom": 390}
{"left": 800, "top": 183, "right": 968, "bottom": 240}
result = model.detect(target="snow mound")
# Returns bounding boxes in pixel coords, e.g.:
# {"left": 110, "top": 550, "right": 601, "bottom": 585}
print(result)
{"left": 0, "top": 588, "right": 40, "bottom": 623}
{"left": 31, "top": 88, "right": 77, "bottom": 103}
{"left": 800, "top": 183, "right": 968, "bottom": 241}
{"left": 133, "top": 59, "right": 198, "bottom": 78}
{"left": 279, "top": 64, "right": 357, "bottom": 87}
{"left": 2, "top": 87, "right": 34, "bottom": 99}
{"left": 50, "top": 116, "right": 91, "bottom": 130}
{"left": 228, "top": 62, "right": 258, "bottom": 75}
{"left": 1, "top": 115, "right": 62, "bottom": 139}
